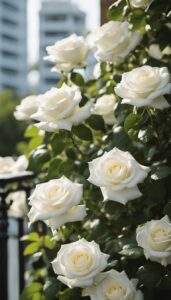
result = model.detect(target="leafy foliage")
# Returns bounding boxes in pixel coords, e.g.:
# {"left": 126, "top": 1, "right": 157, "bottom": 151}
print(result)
{"left": 20, "top": 1, "right": 171, "bottom": 300}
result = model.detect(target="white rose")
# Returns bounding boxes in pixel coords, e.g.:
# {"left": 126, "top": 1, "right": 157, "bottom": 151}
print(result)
{"left": 7, "top": 192, "right": 28, "bottom": 218}
{"left": 88, "top": 147, "right": 149, "bottom": 205}
{"left": 83, "top": 270, "right": 143, "bottom": 300}
{"left": 44, "top": 34, "right": 89, "bottom": 73}
{"left": 130, "top": 0, "right": 154, "bottom": 9}
{"left": 14, "top": 96, "right": 38, "bottom": 121}
{"left": 31, "top": 83, "right": 92, "bottom": 132}
{"left": 28, "top": 176, "right": 87, "bottom": 229}
{"left": 92, "top": 21, "right": 141, "bottom": 63}
{"left": 52, "top": 238, "right": 109, "bottom": 288}
{"left": 0, "top": 155, "right": 28, "bottom": 175}
{"left": 136, "top": 216, "right": 171, "bottom": 266}
{"left": 148, "top": 44, "right": 163, "bottom": 60}
{"left": 115, "top": 66, "right": 171, "bottom": 109}
{"left": 92, "top": 94, "right": 117, "bottom": 125}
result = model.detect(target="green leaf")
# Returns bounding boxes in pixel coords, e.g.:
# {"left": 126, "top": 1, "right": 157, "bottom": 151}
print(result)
{"left": 28, "top": 136, "right": 44, "bottom": 151}
{"left": 58, "top": 288, "right": 81, "bottom": 300}
{"left": 130, "top": 10, "right": 146, "bottom": 33}
{"left": 124, "top": 113, "right": 140, "bottom": 132}
{"left": 73, "top": 124, "right": 93, "bottom": 141}
{"left": 108, "top": 0, "right": 127, "bottom": 21}
{"left": 71, "top": 72, "right": 84, "bottom": 87}
{"left": 24, "top": 242, "right": 40, "bottom": 256}
{"left": 51, "top": 132, "right": 66, "bottom": 156}
{"left": 48, "top": 158, "right": 62, "bottom": 179}
{"left": 137, "top": 263, "right": 163, "bottom": 288}
{"left": 151, "top": 165, "right": 171, "bottom": 180}
{"left": 25, "top": 126, "right": 39, "bottom": 138}
{"left": 163, "top": 202, "right": 171, "bottom": 221}
{"left": 20, "top": 283, "right": 43, "bottom": 300}
{"left": 21, "top": 232, "right": 39, "bottom": 242}
{"left": 44, "top": 278, "right": 61, "bottom": 300}
{"left": 44, "top": 236, "right": 56, "bottom": 250}
{"left": 86, "top": 115, "right": 105, "bottom": 131}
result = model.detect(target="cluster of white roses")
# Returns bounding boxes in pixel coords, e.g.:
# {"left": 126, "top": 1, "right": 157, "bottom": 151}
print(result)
{"left": 13, "top": 6, "right": 171, "bottom": 299}
{"left": 14, "top": 20, "right": 171, "bottom": 131}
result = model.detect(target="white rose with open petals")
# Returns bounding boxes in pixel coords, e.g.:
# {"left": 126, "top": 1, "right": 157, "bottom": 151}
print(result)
{"left": 14, "top": 95, "right": 38, "bottom": 121}
{"left": 0, "top": 156, "right": 28, "bottom": 175}
{"left": 92, "top": 21, "right": 141, "bottom": 63}
{"left": 136, "top": 216, "right": 171, "bottom": 266}
{"left": 52, "top": 238, "right": 109, "bottom": 288}
{"left": 44, "top": 34, "right": 89, "bottom": 73}
{"left": 88, "top": 147, "right": 150, "bottom": 205}
{"left": 92, "top": 94, "right": 117, "bottom": 125}
{"left": 83, "top": 270, "right": 143, "bottom": 300}
{"left": 115, "top": 66, "right": 171, "bottom": 109}
{"left": 28, "top": 176, "right": 86, "bottom": 229}
{"left": 130, "top": 0, "right": 154, "bottom": 9}
{"left": 31, "top": 83, "right": 92, "bottom": 132}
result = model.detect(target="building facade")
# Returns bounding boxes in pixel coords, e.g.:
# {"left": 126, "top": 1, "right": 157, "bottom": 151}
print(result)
{"left": 0, "top": 0, "right": 27, "bottom": 96}
{"left": 39, "top": 0, "right": 86, "bottom": 93}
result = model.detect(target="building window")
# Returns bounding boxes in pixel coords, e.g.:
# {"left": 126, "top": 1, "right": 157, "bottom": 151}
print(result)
{"left": 2, "top": 68, "right": 18, "bottom": 76}
{"left": 2, "top": 18, "right": 18, "bottom": 27}
{"left": 44, "top": 31, "right": 68, "bottom": 37}
{"left": 44, "top": 15, "right": 67, "bottom": 22}
{"left": 2, "top": 51, "right": 18, "bottom": 59}
{"left": 2, "top": 1, "right": 18, "bottom": 11}
{"left": 2, "top": 34, "right": 18, "bottom": 44}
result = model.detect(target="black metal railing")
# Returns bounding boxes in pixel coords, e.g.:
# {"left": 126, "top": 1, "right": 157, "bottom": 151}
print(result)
{"left": 0, "top": 172, "right": 35, "bottom": 300}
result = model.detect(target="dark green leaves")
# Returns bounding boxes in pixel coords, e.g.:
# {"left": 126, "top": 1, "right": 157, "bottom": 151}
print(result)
{"left": 137, "top": 263, "right": 163, "bottom": 288}
{"left": 20, "top": 283, "right": 45, "bottom": 300}
{"left": 73, "top": 124, "right": 93, "bottom": 141}
{"left": 108, "top": 0, "right": 127, "bottom": 21}
{"left": 71, "top": 72, "right": 84, "bottom": 87}
{"left": 151, "top": 165, "right": 171, "bottom": 180}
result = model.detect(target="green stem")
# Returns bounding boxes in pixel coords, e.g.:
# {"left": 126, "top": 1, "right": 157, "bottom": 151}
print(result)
{"left": 69, "top": 132, "right": 84, "bottom": 156}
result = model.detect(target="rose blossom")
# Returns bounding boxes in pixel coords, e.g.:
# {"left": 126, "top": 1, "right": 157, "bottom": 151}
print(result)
{"left": 92, "top": 21, "right": 141, "bottom": 63}
{"left": 136, "top": 216, "right": 171, "bottom": 266}
{"left": 52, "top": 238, "right": 109, "bottom": 288}
{"left": 44, "top": 34, "right": 89, "bottom": 73}
{"left": 14, "top": 95, "right": 38, "bottom": 121}
{"left": 92, "top": 94, "right": 117, "bottom": 125}
{"left": 0, "top": 156, "right": 28, "bottom": 175}
{"left": 88, "top": 147, "right": 149, "bottom": 205}
{"left": 83, "top": 270, "right": 143, "bottom": 300}
{"left": 28, "top": 176, "right": 86, "bottom": 229}
{"left": 31, "top": 83, "right": 92, "bottom": 132}
{"left": 115, "top": 66, "right": 171, "bottom": 109}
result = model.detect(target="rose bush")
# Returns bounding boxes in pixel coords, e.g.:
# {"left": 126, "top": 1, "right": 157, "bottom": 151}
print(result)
{"left": 16, "top": 0, "right": 171, "bottom": 299}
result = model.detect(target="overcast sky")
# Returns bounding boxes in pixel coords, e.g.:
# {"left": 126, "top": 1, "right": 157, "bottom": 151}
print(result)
{"left": 28, "top": 0, "right": 100, "bottom": 65}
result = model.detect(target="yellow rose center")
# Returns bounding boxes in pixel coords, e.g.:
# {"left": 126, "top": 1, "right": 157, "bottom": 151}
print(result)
{"left": 106, "top": 283, "right": 126, "bottom": 300}
{"left": 70, "top": 252, "right": 93, "bottom": 272}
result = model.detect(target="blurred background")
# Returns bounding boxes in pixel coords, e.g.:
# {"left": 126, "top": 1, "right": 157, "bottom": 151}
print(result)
{"left": 0, "top": 0, "right": 114, "bottom": 156}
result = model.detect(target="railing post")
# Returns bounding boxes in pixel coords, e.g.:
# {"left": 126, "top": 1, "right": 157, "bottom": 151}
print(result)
{"left": 0, "top": 184, "right": 9, "bottom": 300}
